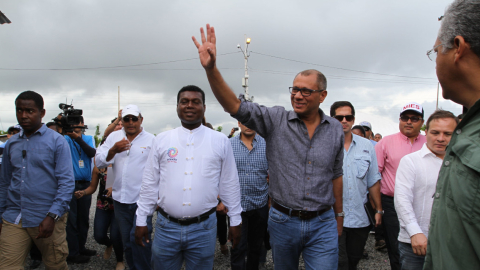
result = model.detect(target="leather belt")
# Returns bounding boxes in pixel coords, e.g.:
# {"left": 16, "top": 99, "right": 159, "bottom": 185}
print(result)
{"left": 272, "top": 201, "right": 331, "bottom": 220}
{"left": 158, "top": 207, "right": 216, "bottom": 226}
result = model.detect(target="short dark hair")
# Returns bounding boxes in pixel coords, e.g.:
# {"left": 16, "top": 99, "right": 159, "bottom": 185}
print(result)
{"left": 330, "top": 101, "right": 355, "bottom": 117}
{"left": 177, "top": 85, "right": 205, "bottom": 105}
{"left": 295, "top": 69, "right": 327, "bottom": 90}
{"left": 111, "top": 117, "right": 118, "bottom": 124}
{"left": 425, "top": 109, "right": 459, "bottom": 130}
{"left": 46, "top": 122, "right": 56, "bottom": 128}
{"left": 15, "top": 90, "right": 44, "bottom": 110}
{"left": 7, "top": 126, "right": 20, "bottom": 134}
{"left": 352, "top": 125, "right": 366, "bottom": 138}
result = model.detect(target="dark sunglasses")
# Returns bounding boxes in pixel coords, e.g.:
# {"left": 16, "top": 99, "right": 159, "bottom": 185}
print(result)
{"left": 362, "top": 126, "right": 371, "bottom": 131}
{"left": 400, "top": 115, "right": 422, "bottom": 123}
{"left": 123, "top": 116, "right": 139, "bottom": 122}
{"left": 334, "top": 115, "right": 354, "bottom": 122}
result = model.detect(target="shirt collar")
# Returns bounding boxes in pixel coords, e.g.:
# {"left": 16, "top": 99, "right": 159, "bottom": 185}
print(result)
{"left": 420, "top": 143, "right": 438, "bottom": 158}
{"left": 180, "top": 124, "right": 204, "bottom": 134}
{"left": 19, "top": 123, "right": 47, "bottom": 138}
{"left": 398, "top": 131, "right": 421, "bottom": 142}
{"left": 122, "top": 127, "right": 145, "bottom": 138}
{"left": 287, "top": 108, "right": 330, "bottom": 124}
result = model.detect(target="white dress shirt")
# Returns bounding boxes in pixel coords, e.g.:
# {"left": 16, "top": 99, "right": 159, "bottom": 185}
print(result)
{"left": 95, "top": 128, "right": 154, "bottom": 204}
{"left": 395, "top": 143, "right": 442, "bottom": 243}
{"left": 136, "top": 125, "right": 242, "bottom": 227}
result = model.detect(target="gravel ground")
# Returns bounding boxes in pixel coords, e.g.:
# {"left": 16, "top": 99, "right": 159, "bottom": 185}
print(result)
{"left": 27, "top": 191, "right": 391, "bottom": 269}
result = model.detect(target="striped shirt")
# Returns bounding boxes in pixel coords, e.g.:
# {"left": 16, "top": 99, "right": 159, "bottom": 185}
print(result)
{"left": 230, "top": 134, "right": 268, "bottom": 212}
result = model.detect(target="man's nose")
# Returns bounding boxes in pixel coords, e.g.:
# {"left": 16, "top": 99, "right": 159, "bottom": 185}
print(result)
{"left": 293, "top": 91, "right": 304, "bottom": 99}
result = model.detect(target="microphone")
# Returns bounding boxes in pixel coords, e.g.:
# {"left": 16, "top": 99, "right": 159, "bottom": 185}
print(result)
{"left": 22, "top": 150, "right": 26, "bottom": 158}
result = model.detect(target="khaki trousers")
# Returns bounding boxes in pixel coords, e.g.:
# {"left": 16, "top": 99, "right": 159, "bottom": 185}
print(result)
{"left": 0, "top": 214, "right": 69, "bottom": 270}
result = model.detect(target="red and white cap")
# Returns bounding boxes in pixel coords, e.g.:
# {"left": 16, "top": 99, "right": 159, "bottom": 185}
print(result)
{"left": 400, "top": 102, "right": 424, "bottom": 117}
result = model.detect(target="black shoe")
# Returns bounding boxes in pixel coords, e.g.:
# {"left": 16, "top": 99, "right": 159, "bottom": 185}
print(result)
{"left": 29, "top": 259, "right": 42, "bottom": 269}
{"left": 80, "top": 249, "right": 97, "bottom": 256}
{"left": 67, "top": 255, "right": 91, "bottom": 264}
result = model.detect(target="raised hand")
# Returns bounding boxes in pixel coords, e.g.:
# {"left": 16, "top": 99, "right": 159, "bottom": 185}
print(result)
{"left": 111, "top": 138, "right": 131, "bottom": 154}
{"left": 192, "top": 24, "right": 217, "bottom": 69}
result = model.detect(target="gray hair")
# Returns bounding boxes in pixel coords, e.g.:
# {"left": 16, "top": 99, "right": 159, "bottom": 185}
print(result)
{"left": 438, "top": 0, "right": 480, "bottom": 57}
{"left": 294, "top": 69, "right": 327, "bottom": 90}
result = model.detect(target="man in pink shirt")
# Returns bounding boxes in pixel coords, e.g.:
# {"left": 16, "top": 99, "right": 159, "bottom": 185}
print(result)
{"left": 375, "top": 102, "right": 426, "bottom": 270}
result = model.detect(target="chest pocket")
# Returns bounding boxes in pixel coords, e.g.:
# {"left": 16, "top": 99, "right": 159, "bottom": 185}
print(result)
{"left": 354, "top": 154, "right": 371, "bottom": 179}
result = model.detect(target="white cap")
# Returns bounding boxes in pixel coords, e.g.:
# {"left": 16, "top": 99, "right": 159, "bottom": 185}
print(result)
{"left": 400, "top": 102, "right": 424, "bottom": 117}
{"left": 359, "top": 121, "right": 372, "bottom": 130}
{"left": 122, "top": 104, "right": 141, "bottom": 117}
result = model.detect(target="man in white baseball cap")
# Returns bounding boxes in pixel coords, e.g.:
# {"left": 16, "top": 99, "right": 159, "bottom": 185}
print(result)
{"left": 359, "top": 121, "right": 377, "bottom": 146}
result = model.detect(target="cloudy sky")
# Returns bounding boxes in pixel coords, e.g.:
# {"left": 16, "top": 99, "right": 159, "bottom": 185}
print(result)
{"left": 0, "top": 0, "right": 461, "bottom": 138}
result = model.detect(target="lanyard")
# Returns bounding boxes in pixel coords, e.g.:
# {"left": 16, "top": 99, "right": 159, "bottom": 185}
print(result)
{"left": 73, "top": 140, "right": 82, "bottom": 158}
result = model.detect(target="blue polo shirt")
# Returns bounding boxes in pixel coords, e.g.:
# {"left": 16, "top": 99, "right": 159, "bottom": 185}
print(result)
{"left": 64, "top": 135, "right": 95, "bottom": 181}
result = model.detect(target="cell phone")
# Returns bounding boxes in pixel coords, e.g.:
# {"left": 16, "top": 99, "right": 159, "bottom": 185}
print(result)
{"left": 102, "top": 189, "right": 109, "bottom": 197}
{"left": 233, "top": 127, "right": 239, "bottom": 131}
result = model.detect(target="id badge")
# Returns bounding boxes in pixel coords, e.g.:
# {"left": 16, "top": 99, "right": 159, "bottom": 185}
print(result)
{"left": 79, "top": 160, "right": 85, "bottom": 168}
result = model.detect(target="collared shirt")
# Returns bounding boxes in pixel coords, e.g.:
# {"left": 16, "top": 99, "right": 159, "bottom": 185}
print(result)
{"left": 136, "top": 125, "right": 242, "bottom": 226}
{"left": 95, "top": 128, "right": 154, "bottom": 204}
{"left": 369, "top": 139, "right": 377, "bottom": 146}
{"left": 394, "top": 143, "right": 442, "bottom": 243}
{"left": 65, "top": 135, "right": 95, "bottom": 181}
{"left": 375, "top": 132, "right": 426, "bottom": 197}
{"left": 425, "top": 99, "right": 480, "bottom": 270}
{"left": 233, "top": 98, "right": 344, "bottom": 211}
{"left": 343, "top": 134, "right": 381, "bottom": 228}
{"left": 0, "top": 124, "right": 75, "bottom": 227}
{"left": 230, "top": 134, "right": 268, "bottom": 212}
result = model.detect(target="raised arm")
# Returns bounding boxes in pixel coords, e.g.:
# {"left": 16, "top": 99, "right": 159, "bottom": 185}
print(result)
{"left": 192, "top": 24, "right": 241, "bottom": 115}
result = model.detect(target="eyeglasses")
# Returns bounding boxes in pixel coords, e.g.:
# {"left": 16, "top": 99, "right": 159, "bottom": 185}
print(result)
{"left": 334, "top": 115, "right": 354, "bottom": 122}
{"left": 400, "top": 115, "right": 422, "bottom": 123}
{"left": 289, "top": 87, "right": 324, "bottom": 97}
{"left": 427, "top": 44, "right": 443, "bottom": 61}
{"left": 123, "top": 116, "right": 139, "bottom": 123}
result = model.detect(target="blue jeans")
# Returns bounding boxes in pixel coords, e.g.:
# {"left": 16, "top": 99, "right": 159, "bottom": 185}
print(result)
{"left": 398, "top": 241, "right": 425, "bottom": 270}
{"left": 268, "top": 207, "right": 338, "bottom": 270}
{"left": 94, "top": 208, "right": 124, "bottom": 262}
{"left": 152, "top": 211, "right": 217, "bottom": 270}
{"left": 66, "top": 181, "right": 92, "bottom": 256}
{"left": 113, "top": 200, "right": 152, "bottom": 270}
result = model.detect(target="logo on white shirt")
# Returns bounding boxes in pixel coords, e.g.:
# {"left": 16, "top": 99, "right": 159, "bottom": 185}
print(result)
{"left": 167, "top": 147, "right": 178, "bottom": 163}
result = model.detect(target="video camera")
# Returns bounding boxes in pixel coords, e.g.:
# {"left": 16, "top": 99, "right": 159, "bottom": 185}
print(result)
{"left": 54, "top": 103, "right": 88, "bottom": 134}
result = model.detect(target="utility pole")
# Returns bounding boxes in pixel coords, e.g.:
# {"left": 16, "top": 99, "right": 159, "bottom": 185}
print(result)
{"left": 238, "top": 35, "right": 253, "bottom": 101}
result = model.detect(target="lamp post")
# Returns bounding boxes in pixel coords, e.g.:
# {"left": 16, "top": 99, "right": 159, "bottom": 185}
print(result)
{"left": 238, "top": 35, "right": 253, "bottom": 101}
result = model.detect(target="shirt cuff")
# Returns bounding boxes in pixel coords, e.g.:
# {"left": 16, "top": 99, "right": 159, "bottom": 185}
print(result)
{"left": 229, "top": 214, "right": 242, "bottom": 227}
{"left": 231, "top": 99, "right": 250, "bottom": 123}
{"left": 136, "top": 214, "right": 148, "bottom": 227}
{"left": 405, "top": 222, "right": 423, "bottom": 237}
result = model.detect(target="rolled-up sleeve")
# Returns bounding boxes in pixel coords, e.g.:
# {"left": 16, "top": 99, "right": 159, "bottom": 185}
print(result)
{"left": 218, "top": 137, "right": 242, "bottom": 226}
{"left": 49, "top": 137, "right": 75, "bottom": 217}
{"left": 95, "top": 134, "right": 115, "bottom": 169}
{"left": 136, "top": 138, "right": 160, "bottom": 227}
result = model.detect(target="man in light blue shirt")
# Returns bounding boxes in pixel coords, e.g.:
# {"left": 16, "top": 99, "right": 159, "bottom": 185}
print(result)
{"left": 0, "top": 91, "right": 74, "bottom": 269}
{"left": 331, "top": 102, "right": 382, "bottom": 270}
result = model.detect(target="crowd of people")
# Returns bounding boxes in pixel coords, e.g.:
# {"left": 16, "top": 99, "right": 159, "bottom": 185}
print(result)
{"left": 0, "top": 0, "right": 480, "bottom": 269}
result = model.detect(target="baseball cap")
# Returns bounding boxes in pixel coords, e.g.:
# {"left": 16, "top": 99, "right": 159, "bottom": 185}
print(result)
{"left": 400, "top": 102, "right": 424, "bottom": 118}
{"left": 122, "top": 104, "right": 141, "bottom": 117}
{"left": 359, "top": 121, "right": 372, "bottom": 130}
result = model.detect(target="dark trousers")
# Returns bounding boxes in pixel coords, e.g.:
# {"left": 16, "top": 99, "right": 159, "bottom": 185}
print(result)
{"left": 66, "top": 181, "right": 92, "bottom": 256}
{"left": 113, "top": 200, "right": 152, "bottom": 270}
{"left": 365, "top": 194, "right": 385, "bottom": 241}
{"left": 398, "top": 242, "right": 425, "bottom": 270}
{"left": 217, "top": 212, "right": 229, "bottom": 245}
{"left": 382, "top": 194, "right": 401, "bottom": 270}
{"left": 94, "top": 208, "right": 124, "bottom": 262}
{"left": 30, "top": 243, "right": 42, "bottom": 261}
{"left": 231, "top": 204, "right": 268, "bottom": 270}
{"left": 338, "top": 226, "right": 370, "bottom": 270}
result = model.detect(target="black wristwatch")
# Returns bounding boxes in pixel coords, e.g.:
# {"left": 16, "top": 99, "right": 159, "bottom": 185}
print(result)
{"left": 46, "top": 212, "right": 60, "bottom": 222}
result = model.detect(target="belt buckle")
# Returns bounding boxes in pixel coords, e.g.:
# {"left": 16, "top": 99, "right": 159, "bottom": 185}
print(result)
{"left": 298, "top": 210, "right": 307, "bottom": 219}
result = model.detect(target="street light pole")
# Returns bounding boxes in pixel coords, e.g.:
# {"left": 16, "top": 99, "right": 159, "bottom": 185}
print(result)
{"left": 238, "top": 35, "right": 252, "bottom": 101}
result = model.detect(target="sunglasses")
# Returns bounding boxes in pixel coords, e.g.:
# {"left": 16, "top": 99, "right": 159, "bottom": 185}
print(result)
{"left": 334, "top": 115, "right": 354, "bottom": 122}
{"left": 362, "top": 126, "right": 371, "bottom": 131}
{"left": 123, "top": 116, "right": 139, "bottom": 123}
{"left": 400, "top": 115, "right": 422, "bottom": 123}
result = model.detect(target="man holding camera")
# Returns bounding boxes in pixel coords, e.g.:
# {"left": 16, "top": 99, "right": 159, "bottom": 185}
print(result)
{"left": 64, "top": 117, "right": 97, "bottom": 264}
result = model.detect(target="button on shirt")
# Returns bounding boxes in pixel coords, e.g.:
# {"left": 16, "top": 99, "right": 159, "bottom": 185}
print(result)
{"left": 231, "top": 134, "right": 268, "bottom": 212}
{"left": 233, "top": 97, "right": 344, "bottom": 211}
{"left": 375, "top": 132, "right": 426, "bottom": 197}
{"left": 0, "top": 124, "right": 75, "bottom": 227}
{"left": 136, "top": 125, "right": 242, "bottom": 227}
{"left": 343, "top": 134, "right": 381, "bottom": 228}
{"left": 95, "top": 128, "right": 154, "bottom": 204}
{"left": 394, "top": 143, "right": 442, "bottom": 244}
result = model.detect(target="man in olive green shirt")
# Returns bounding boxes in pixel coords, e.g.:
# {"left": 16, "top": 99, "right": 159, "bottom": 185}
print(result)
{"left": 424, "top": 1, "right": 480, "bottom": 269}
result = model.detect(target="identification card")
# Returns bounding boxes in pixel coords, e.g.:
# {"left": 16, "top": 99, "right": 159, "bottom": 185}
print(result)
{"left": 79, "top": 160, "right": 85, "bottom": 168}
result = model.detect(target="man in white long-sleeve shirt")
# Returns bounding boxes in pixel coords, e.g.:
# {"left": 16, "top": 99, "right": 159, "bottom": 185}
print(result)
{"left": 95, "top": 104, "right": 155, "bottom": 270}
{"left": 135, "top": 85, "right": 242, "bottom": 270}
{"left": 394, "top": 110, "right": 458, "bottom": 270}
